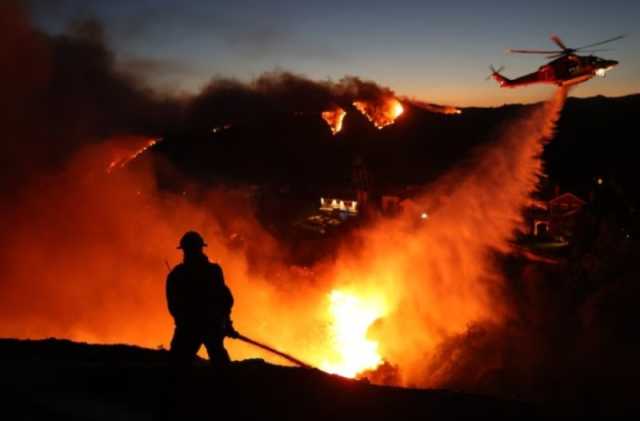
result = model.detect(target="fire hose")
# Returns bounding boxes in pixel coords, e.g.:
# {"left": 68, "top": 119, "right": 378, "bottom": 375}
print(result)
{"left": 232, "top": 332, "right": 314, "bottom": 370}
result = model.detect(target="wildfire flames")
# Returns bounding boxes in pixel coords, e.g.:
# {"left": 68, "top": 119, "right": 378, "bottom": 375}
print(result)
{"left": 107, "top": 138, "right": 159, "bottom": 173}
{"left": 320, "top": 290, "right": 386, "bottom": 378}
{"left": 353, "top": 98, "right": 404, "bottom": 129}
{"left": 321, "top": 107, "right": 347, "bottom": 135}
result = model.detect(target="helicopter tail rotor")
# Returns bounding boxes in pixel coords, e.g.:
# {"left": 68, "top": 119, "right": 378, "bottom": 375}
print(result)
{"left": 487, "top": 65, "right": 512, "bottom": 87}
{"left": 486, "top": 65, "right": 505, "bottom": 80}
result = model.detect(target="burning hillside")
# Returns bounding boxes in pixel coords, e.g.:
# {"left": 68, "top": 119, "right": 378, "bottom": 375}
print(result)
{"left": 321, "top": 107, "right": 347, "bottom": 135}
{"left": 353, "top": 97, "right": 404, "bottom": 129}
{"left": 106, "top": 137, "right": 160, "bottom": 173}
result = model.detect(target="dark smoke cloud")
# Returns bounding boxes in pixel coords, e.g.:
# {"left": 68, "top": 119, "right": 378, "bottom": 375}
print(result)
{"left": 0, "top": 2, "right": 181, "bottom": 194}
{"left": 0, "top": 2, "right": 400, "bottom": 194}
{"left": 333, "top": 76, "right": 396, "bottom": 102}
{"left": 187, "top": 72, "right": 398, "bottom": 130}
{"left": 28, "top": 0, "right": 343, "bottom": 63}
{"left": 13, "top": 1, "right": 400, "bottom": 153}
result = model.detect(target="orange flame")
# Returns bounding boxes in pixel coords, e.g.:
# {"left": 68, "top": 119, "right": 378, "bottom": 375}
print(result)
{"left": 353, "top": 98, "right": 404, "bottom": 129}
{"left": 107, "top": 138, "right": 159, "bottom": 174}
{"left": 321, "top": 107, "right": 347, "bottom": 135}
{"left": 320, "top": 290, "right": 386, "bottom": 377}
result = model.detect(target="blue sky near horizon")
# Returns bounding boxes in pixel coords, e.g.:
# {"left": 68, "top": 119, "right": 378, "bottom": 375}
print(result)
{"left": 29, "top": 0, "right": 640, "bottom": 106}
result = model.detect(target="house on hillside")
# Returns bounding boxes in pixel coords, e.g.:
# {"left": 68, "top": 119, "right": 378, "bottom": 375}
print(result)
{"left": 532, "top": 192, "right": 587, "bottom": 240}
{"left": 320, "top": 197, "right": 358, "bottom": 215}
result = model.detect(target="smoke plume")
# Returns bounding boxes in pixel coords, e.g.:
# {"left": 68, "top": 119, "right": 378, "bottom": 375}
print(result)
{"left": 186, "top": 72, "right": 402, "bottom": 132}
{"left": 0, "top": 2, "right": 180, "bottom": 195}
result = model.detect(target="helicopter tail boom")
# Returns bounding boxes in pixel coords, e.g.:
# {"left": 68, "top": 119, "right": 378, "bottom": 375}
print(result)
{"left": 489, "top": 65, "right": 513, "bottom": 88}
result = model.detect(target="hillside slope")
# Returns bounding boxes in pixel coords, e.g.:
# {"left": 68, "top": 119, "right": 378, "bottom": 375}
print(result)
{"left": 0, "top": 338, "right": 537, "bottom": 420}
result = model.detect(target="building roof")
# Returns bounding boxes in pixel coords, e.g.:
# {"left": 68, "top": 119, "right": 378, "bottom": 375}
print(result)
{"left": 549, "top": 192, "right": 586, "bottom": 207}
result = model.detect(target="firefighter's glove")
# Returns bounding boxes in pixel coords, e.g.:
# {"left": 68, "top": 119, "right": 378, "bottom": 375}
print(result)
{"left": 225, "top": 319, "right": 240, "bottom": 339}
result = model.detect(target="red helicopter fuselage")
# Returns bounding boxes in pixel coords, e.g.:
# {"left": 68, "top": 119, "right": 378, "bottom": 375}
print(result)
{"left": 492, "top": 54, "right": 619, "bottom": 88}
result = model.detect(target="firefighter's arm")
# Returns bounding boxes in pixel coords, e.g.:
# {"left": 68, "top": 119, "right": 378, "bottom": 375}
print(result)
{"left": 166, "top": 271, "right": 183, "bottom": 323}
{"left": 213, "top": 264, "right": 234, "bottom": 313}
{"left": 213, "top": 264, "right": 237, "bottom": 337}
{"left": 225, "top": 318, "right": 240, "bottom": 338}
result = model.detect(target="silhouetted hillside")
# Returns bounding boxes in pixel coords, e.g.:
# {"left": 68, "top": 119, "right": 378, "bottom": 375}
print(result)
{"left": 546, "top": 94, "right": 640, "bottom": 200}
{"left": 152, "top": 93, "right": 640, "bottom": 204}
{"left": 0, "top": 338, "right": 537, "bottom": 420}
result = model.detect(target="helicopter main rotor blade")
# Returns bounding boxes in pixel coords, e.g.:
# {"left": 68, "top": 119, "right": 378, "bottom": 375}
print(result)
{"left": 550, "top": 34, "right": 569, "bottom": 51}
{"left": 575, "top": 34, "right": 626, "bottom": 50}
{"left": 579, "top": 48, "right": 615, "bottom": 53}
{"left": 507, "top": 49, "right": 564, "bottom": 54}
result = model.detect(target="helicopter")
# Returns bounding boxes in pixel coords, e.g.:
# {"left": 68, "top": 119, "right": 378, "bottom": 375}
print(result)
{"left": 490, "top": 34, "right": 624, "bottom": 88}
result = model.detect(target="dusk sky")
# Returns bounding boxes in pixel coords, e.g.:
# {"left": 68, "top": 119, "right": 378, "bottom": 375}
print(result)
{"left": 30, "top": 0, "right": 639, "bottom": 106}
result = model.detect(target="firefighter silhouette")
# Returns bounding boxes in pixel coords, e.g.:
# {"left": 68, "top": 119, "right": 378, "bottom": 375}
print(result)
{"left": 166, "top": 231, "right": 237, "bottom": 368}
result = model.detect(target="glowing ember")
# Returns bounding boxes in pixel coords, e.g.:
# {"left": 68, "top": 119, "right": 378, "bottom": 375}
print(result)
{"left": 443, "top": 106, "right": 462, "bottom": 115}
{"left": 321, "top": 290, "right": 386, "bottom": 378}
{"left": 107, "top": 138, "right": 159, "bottom": 173}
{"left": 321, "top": 107, "right": 347, "bottom": 135}
{"left": 353, "top": 98, "right": 404, "bottom": 129}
